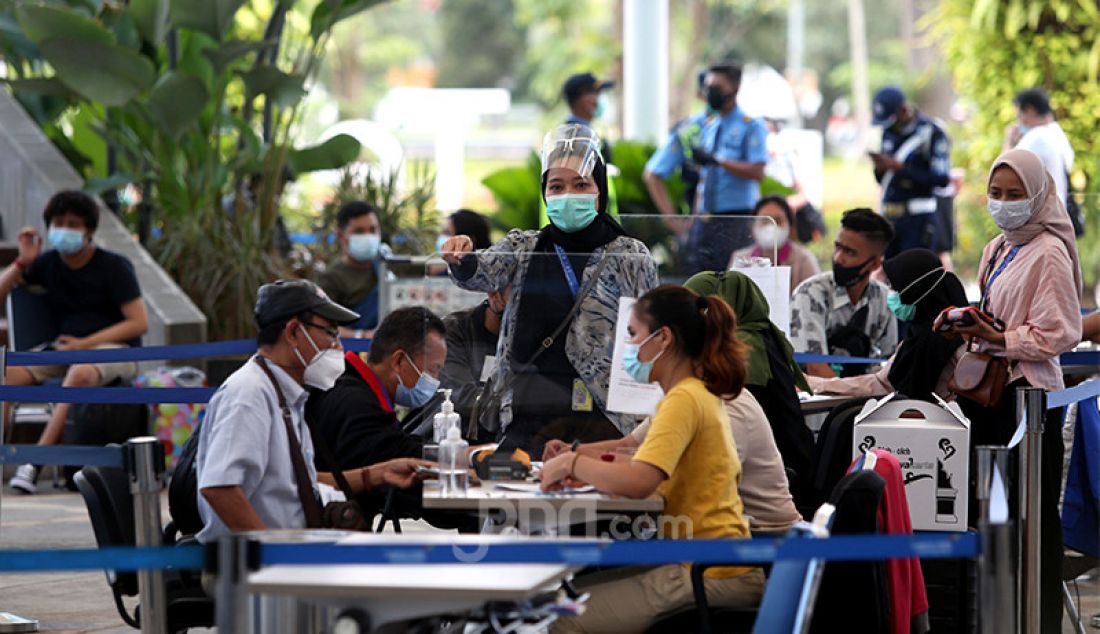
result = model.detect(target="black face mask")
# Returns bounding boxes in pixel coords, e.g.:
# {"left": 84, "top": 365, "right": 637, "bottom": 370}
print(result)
{"left": 833, "top": 256, "right": 875, "bottom": 288}
{"left": 706, "top": 86, "right": 732, "bottom": 111}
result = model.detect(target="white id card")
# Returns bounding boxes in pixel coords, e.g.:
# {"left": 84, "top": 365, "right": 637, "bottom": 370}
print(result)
{"left": 479, "top": 355, "right": 497, "bottom": 383}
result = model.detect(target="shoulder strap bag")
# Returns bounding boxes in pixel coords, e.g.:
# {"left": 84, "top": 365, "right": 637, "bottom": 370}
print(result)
{"left": 468, "top": 253, "right": 611, "bottom": 438}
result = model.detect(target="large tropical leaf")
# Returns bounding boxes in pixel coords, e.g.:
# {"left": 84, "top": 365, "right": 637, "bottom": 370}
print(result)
{"left": 287, "top": 134, "right": 362, "bottom": 174}
{"left": 102, "top": 7, "right": 142, "bottom": 50}
{"left": 40, "top": 38, "right": 155, "bottom": 107}
{"left": 15, "top": 4, "right": 114, "bottom": 45}
{"left": 309, "top": 0, "right": 389, "bottom": 40}
{"left": 2, "top": 77, "right": 75, "bottom": 97}
{"left": 168, "top": 0, "right": 245, "bottom": 41}
{"left": 147, "top": 71, "right": 208, "bottom": 137}
{"left": 483, "top": 165, "right": 541, "bottom": 231}
{"left": 0, "top": 12, "right": 42, "bottom": 61}
{"left": 239, "top": 66, "right": 305, "bottom": 107}
{"left": 204, "top": 39, "right": 275, "bottom": 71}
{"left": 129, "top": 0, "right": 169, "bottom": 47}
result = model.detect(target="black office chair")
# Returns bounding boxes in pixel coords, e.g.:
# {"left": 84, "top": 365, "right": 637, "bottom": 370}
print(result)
{"left": 3, "top": 286, "right": 60, "bottom": 443}
{"left": 73, "top": 462, "right": 214, "bottom": 633}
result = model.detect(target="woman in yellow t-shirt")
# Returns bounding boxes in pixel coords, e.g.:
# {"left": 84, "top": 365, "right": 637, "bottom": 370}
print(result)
{"left": 541, "top": 285, "right": 764, "bottom": 633}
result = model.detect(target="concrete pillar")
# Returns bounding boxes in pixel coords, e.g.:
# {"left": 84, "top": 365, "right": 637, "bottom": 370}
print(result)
{"left": 623, "top": 0, "right": 668, "bottom": 143}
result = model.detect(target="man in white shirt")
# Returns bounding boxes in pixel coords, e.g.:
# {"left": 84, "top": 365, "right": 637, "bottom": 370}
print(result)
{"left": 1005, "top": 88, "right": 1075, "bottom": 206}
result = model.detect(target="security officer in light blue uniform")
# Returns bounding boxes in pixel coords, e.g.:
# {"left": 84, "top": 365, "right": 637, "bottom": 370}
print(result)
{"left": 684, "top": 63, "right": 768, "bottom": 274}
{"left": 869, "top": 85, "right": 951, "bottom": 259}
{"left": 644, "top": 70, "right": 713, "bottom": 216}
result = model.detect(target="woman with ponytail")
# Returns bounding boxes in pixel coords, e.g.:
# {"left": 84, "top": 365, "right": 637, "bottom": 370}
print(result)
{"left": 542, "top": 285, "right": 764, "bottom": 633}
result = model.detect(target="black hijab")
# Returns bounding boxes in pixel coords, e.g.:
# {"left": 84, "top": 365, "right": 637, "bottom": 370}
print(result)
{"left": 537, "top": 160, "right": 626, "bottom": 252}
{"left": 883, "top": 249, "right": 968, "bottom": 400}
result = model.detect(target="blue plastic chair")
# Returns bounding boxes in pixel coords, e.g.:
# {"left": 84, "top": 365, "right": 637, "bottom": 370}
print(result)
{"left": 750, "top": 504, "right": 836, "bottom": 634}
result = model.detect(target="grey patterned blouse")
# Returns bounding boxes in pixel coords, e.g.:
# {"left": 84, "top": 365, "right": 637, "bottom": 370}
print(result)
{"left": 449, "top": 229, "right": 659, "bottom": 434}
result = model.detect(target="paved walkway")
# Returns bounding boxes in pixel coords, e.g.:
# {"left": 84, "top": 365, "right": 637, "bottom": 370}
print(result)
{"left": 0, "top": 487, "right": 1096, "bottom": 633}
{"left": 0, "top": 488, "right": 210, "bottom": 633}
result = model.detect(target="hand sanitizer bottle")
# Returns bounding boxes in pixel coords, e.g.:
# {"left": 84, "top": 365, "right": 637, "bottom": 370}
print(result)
{"left": 433, "top": 388, "right": 461, "bottom": 443}
{"left": 438, "top": 424, "right": 468, "bottom": 496}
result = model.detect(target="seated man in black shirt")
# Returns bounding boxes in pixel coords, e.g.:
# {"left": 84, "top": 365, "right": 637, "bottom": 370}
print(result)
{"left": 309, "top": 306, "right": 480, "bottom": 529}
{"left": 440, "top": 289, "right": 506, "bottom": 440}
{"left": 308, "top": 306, "right": 445, "bottom": 468}
{"left": 0, "top": 191, "right": 148, "bottom": 494}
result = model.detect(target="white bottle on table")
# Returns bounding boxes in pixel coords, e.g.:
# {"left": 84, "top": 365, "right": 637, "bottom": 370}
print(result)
{"left": 433, "top": 388, "right": 461, "bottom": 443}
{"left": 438, "top": 424, "right": 468, "bottom": 497}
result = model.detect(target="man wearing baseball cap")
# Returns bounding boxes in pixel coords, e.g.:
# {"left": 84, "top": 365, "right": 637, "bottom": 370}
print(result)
{"left": 194, "top": 279, "right": 424, "bottom": 542}
{"left": 869, "top": 85, "right": 952, "bottom": 258}
{"left": 562, "top": 72, "right": 613, "bottom": 130}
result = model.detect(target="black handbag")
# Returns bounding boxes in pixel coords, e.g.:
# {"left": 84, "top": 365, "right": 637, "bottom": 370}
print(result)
{"left": 468, "top": 253, "right": 610, "bottom": 439}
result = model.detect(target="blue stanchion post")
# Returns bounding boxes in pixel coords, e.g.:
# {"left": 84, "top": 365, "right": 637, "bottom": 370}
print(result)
{"left": 216, "top": 534, "right": 253, "bottom": 634}
{"left": 128, "top": 438, "right": 167, "bottom": 634}
{"left": 1019, "top": 387, "right": 1045, "bottom": 634}
{"left": 976, "top": 445, "right": 1017, "bottom": 634}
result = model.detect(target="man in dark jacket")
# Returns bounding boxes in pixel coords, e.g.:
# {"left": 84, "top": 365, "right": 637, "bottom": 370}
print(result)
{"left": 440, "top": 289, "right": 506, "bottom": 439}
{"left": 308, "top": 306, "right": 482, "bottom": 529}
{"left": 308, "top": 306, "right": 445, "bottom": 470}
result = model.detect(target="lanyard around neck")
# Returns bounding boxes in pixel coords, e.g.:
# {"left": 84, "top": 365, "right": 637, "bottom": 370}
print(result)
{"left": 981, "top": 243, "right": 1023, "bottom": 312}
{"left": 552, "top": 244, "right": 581, "bottom": 299}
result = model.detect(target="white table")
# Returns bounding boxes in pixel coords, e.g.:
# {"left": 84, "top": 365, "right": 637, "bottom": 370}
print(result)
{"left": 799, "top": 394, "right": 856, "bottom": 414}
{"left": 423, "top": 480, "right": 665, "bottom": 535}
{"left": 246, "top": 533, "right": 592, "bottom": 633}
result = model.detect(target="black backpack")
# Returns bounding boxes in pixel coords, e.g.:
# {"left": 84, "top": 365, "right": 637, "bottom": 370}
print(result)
{"left": 167, "top": 420, "right": 203, "bottom": 537}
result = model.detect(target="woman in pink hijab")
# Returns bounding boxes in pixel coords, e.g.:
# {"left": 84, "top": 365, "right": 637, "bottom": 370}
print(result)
{"left": 943, "top": 147, "right": 1081, "bottom": 632}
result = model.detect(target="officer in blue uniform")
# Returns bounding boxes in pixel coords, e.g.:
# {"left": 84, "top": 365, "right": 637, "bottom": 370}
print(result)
{"left": 644, "top": 70, "right": 712, "bottom": 216}
{"left": 562, "top": 72, "right": 614, "bottom": 162}
{"left": 869, "top": 86, "right": 951, "bottom": 259}
{"left": 683, "top": 63, "right": 768, "bottom": 274}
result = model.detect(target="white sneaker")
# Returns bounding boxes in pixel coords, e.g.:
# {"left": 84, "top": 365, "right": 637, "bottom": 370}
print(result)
{"left": 9, "top": 464, "right": 37, "bottom": 494}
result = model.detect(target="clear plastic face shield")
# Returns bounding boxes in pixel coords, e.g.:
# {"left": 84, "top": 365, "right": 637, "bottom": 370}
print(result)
{"left": 540, "top": 124, "right": 604, "bottom": 179}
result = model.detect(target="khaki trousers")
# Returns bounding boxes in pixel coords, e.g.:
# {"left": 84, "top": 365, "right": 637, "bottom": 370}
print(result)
{"left": 553, "top": 564, "right": 765, "bottom": 633}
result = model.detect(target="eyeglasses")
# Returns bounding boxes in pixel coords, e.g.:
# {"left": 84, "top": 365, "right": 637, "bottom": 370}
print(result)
{"left": 301, "top": 321, "right": 341, "bottom": 348}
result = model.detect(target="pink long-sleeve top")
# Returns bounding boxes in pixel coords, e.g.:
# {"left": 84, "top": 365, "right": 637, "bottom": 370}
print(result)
{"left": 964, "top": 232, "right": 1081, "bottom": 392}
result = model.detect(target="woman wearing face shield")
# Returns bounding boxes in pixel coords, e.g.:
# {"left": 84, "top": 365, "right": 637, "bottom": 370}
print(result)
{"left": 442, "top": 125, "right": 659, "bottom": 455}
{"left": 941, "top": 148, "right": 1081, "bottom": 633}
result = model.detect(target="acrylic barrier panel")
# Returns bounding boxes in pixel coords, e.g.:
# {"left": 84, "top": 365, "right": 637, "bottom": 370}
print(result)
{"left": 413, "top": 250, "right": 662, "bottom": 451}
{"left": 378, "top": 256, "right": 486, "bottom": 321}
{"left": 614, "top": 213, "right": 777, "bottom": 284}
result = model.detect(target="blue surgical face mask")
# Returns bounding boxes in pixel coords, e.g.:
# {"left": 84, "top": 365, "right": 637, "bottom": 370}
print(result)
{"left": 546, "top": 193, "right": 598, "bottom": 233}
{"left": 594, "top": 94, "right": 609, "bottom": 119}
{"left": 348, "top": 233, "right": 381, "bottom": 261}
{"left": 621, "top": 330, "right": 664, "bottom": 384}
{"left": 435, "top": 234, "right": 449, "bottom": 254}
{"left": 887, "top": 266, "right": 946, "bottom": 322}
{"left": 48, "top": 227, "right": 85, "bottom": 255}
{"left": 1016, "top": 123, "right": 1031, "bottom": 136}
{"left": 395, "top": 352, "right": 440, "bottom": 407}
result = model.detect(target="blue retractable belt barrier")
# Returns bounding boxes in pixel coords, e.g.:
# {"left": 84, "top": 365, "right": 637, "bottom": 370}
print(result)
{"left": 0, "top": 546, "right": 204, "bottom": 572}
{"left": 0, "top": 385, "right": 215, "bottom": 404}
{"left": 1048, "top": 378, "right": 1100, "bottom": 410}
{"left": 259, "top": 533, "right": 979, "bottom": 567}
{"left": 0, "top": 445, "right": 124, "bottom": 467}
{"left": 0, "top": 534, "right": 978, "bottom": 573}
{"left": 1060, "top": 350, "right": 1099, "bottom": 367}
{"left": 4, "top": 338, "right": 371, "bottom": 366}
